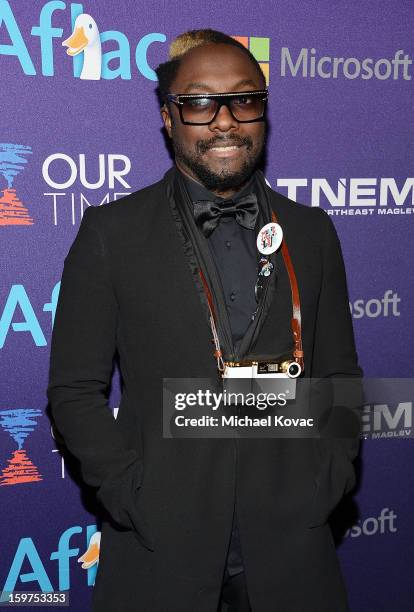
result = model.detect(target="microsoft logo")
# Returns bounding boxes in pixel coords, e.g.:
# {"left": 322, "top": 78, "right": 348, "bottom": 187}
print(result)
{"left": 232, "top": 36, "right": 270, "bottom": 84}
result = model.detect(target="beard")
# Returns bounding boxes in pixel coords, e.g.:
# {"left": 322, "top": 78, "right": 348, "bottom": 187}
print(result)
{"left": 171, "top": 127, "right": 267, "bottom": 193}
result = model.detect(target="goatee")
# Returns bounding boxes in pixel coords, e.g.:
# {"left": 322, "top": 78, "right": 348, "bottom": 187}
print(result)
{"left": 172, "top": 131, "right": 266, "bottom": 194}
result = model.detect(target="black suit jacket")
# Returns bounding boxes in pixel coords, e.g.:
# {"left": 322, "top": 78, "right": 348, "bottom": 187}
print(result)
{"left": 47, "top": 166, "right": 362, "bottom": 612}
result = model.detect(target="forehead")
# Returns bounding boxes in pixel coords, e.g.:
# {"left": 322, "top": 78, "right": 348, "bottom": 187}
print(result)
{"left": 170, "top": 43, "right": 264, "bottom": 93}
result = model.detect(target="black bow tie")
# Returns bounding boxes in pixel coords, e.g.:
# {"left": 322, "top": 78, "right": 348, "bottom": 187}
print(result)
{"left": 193, "top": 193, "right": 259, "bottom": 237}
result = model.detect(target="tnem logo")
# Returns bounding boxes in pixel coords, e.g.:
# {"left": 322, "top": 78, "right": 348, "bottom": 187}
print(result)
{"left": 1, "top": 524, "right": 100, "bottom": 597}
{"left": 362, "top": 402, "right": 412, "bottom": 440}
{"left": 0, "top": 1, "right": 166, "bottom": 80}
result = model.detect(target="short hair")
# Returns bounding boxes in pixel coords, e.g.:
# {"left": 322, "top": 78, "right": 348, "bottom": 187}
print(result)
{"left": 154, "top": 29, "right": 266, "bottom": 107}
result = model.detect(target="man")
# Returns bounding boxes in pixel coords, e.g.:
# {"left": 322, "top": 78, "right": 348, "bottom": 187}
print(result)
{"left": 47, "top": 29, "right": 362, "bottom": 612}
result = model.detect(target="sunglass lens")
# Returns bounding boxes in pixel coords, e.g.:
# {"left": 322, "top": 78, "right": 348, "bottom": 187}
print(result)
{"left": 182, "top": 98, "right": 217, "bottom": 123}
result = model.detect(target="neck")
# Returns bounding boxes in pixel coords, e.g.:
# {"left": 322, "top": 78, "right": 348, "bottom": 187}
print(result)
{"left": 175, "top": 160, "right": 251, "bottom": 199}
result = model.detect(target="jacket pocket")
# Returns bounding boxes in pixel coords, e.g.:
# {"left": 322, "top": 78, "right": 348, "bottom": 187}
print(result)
{"left": 125, "top": 484, "right": 156, "bottom": 551}
{"left": 307, "top": 442, "right": 356, "bottom": 529}
{"left": 96, "top": 458, "right": 155, "bottom": 551}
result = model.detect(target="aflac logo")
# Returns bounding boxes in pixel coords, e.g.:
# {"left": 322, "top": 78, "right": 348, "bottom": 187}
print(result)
{"left": 1, "top": 524, "right": 100, "bottom": 597}
{"left": 0, "top": 1, "right": 165, "bottom": 80}
{"left": 0, "top": 3, "right": 270, "bottom": 82}
{"left": 62, "top": 13, "right": 101, "bottom": 80}
{"left": 0, "top": 282, "right": 60, "bottom": 349}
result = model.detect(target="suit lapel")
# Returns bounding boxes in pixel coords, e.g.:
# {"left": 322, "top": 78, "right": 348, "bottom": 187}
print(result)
{"left": 159, "top": 169, "right": 295, "bottom": 365}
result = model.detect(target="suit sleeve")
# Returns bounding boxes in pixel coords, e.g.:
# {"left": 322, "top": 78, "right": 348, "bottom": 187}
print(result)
{"left": 311, "top": 208, "right": 363, "bottom": 478}
{"left": 47, "top": 205, "right": 144, "bottom": 536}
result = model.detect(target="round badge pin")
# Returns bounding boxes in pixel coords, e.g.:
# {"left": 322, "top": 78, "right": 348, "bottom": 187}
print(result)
{"left": 256, "top": 222, "right": 283, "bottom": 255}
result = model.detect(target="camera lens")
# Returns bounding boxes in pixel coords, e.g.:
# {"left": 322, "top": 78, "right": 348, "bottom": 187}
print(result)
{"left": 287, "top": 362, "right": 301, "bottom": 378}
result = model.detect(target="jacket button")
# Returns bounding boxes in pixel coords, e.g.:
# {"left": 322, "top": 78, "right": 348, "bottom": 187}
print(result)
{"left": 226, "top": 241, "right": 231, "bottom": 248}
{"left": 230, "top": 292, "right": 236, "bottom": 301}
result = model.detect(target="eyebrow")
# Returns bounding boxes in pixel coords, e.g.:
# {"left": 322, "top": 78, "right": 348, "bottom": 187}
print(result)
{"left": 182, "top": 79, "right": 258, "bottom": 93}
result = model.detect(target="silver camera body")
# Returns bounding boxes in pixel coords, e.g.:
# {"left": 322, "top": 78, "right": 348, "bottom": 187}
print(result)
{"left": 222, "top": 359, "right": 302, "bottom": 379}
{"left": 222, "top": 359, "right": 301, "bottom": 400}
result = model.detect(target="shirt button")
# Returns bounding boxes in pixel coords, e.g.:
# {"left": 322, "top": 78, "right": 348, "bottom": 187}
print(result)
{"left": 225, "top": 241, "right": 231, "bottom": 248}
{"left": 230, "top": 292, "right": 236, "bottom": 301}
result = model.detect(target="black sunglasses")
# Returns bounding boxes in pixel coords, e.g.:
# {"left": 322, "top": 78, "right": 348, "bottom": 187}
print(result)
{"left": 166, "top": 89, "right": 269, "bottom": 125}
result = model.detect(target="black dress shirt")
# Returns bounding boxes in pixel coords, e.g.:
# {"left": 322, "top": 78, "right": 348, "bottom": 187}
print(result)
{"left": 179, "top": 167, "right": 260, "bottom": 577}
{"left": 180, "top": 169, "right": 259, "bottom": 352}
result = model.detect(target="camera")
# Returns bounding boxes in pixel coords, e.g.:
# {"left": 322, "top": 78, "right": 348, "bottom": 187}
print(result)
{"left": 223, "top": 357, "right": 302, "bottom": 379}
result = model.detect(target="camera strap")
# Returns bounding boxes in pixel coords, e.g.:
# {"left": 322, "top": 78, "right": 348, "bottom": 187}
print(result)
{"left": 199, "top": 209, "right": 304, "bottom": 375}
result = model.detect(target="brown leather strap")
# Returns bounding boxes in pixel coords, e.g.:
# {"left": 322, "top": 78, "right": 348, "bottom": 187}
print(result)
{"left": 198, "top": 214, "right": 304, "bottom": 372}
{"left": 198, "top": 269, "right": 216, "bottom": 319}
{"left": 198, "top": 269, "right": 223, "bottom": 363}
{"left": 271, "top": 210, "right": 304, "bottom": 370}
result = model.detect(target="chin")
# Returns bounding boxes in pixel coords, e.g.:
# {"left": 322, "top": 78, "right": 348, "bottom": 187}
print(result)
{"left": 198, "top": 165, "right": 255, "bottom": 192}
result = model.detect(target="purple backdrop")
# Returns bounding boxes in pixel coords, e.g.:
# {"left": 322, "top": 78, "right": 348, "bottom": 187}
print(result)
{"left": 1, "top": 0, "right": 413, "bottom": 610}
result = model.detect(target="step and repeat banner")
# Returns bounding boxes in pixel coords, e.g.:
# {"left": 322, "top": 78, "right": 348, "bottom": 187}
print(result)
{"left": 1, "top": 1, "right": 413, "bottom": 610}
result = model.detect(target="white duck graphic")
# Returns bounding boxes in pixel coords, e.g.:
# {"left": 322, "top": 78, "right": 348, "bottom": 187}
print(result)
{"left": 78, "top": 531, "right": 101, "bottom": 569}
{"left": 62, "top": 14, "right": 102, "bottom": 80}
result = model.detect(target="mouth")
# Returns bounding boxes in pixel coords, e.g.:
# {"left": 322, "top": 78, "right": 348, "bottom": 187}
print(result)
{"left": 206, "top": 144, "right": 245, "bottom": 158}
{"left": 210, "top": 145, "right": 240, "bottom": 150}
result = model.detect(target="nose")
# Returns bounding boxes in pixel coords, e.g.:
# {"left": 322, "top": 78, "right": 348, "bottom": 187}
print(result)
{"left": 209, "top": 101, "right": 238, "bottom": 132}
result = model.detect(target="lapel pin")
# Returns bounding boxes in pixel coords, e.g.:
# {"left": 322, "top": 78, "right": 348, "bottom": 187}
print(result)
{"left": 257, "top": 222, "right": 283, "bottom": 255}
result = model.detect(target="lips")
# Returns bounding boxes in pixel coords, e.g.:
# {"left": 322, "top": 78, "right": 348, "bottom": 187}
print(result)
{"left": 208, "top": 143, "right": 243, "bottom": 151}
{"left": 209, "top": 145, "right": 241, "bottom": 151}
{"left": 206, "top": 142, "right": 246, "bottom": 159}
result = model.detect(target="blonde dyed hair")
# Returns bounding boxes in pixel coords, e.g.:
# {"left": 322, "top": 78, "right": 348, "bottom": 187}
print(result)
{"left": 168, "top": 30, "right": 224, "bottom": 60}
{"left": 154, "top": 29, "right": 265, "bottom": 103}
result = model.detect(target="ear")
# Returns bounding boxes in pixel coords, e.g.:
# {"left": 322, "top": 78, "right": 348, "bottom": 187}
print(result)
{"left": 160, "top": 104, "right": 172, "bottom": 138}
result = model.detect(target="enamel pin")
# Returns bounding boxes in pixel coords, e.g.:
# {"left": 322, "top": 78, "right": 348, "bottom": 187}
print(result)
{"left": 256, "top": 222, "right": 283, "bottom": 255}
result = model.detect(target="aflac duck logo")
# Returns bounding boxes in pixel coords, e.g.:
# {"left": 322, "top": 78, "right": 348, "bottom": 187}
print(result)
{"left": 62, "top": 13, "right": 101, "bottom": 80}
{"left": 78, "top": 530, "right": 101, "bottom": 568}
{"left": 0, "top": 1, "right": 165, "bottom": 80}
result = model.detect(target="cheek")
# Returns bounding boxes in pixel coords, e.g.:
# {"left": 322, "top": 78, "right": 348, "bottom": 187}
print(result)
{"left": 251, "top": 125, "right": 265, "bottom": 143}
{"left": 172, "top": 124, "right": 209, "bottom": 153}
{"left": 247, "top": 128, "right": 266, "bottom": 153}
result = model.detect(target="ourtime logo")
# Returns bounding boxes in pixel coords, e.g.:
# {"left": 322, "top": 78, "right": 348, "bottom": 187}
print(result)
{"left": 0, "top": 409, "right": 43, "bottom": 486}
{"left": 0, "top": 143, "right": 33, "bottom": 225}
{"left": 280, "top": 47, "right": 412, "bottom": 81}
